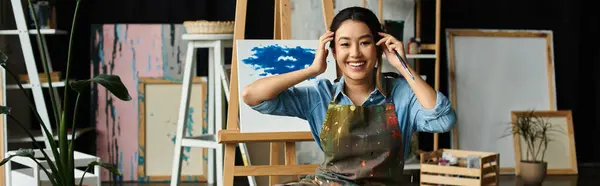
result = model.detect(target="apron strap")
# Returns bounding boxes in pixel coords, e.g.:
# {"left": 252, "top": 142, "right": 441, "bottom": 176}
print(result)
{"left": 330, "top": 74, "right": 397, "bottom": 104}
{"left": 383, "top": 75, "right": 396, "bottom": 104}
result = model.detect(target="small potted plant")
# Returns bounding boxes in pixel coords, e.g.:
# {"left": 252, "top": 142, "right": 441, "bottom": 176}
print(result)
{"left": 502, "top": 110, "right": 563, "bottom": 185}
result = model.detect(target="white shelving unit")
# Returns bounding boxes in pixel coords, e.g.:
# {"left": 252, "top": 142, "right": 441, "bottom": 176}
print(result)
{"left": 5, "top": 149, "right": 100, "bottom": 186}
{"left": 5, "top": 80, "right": 67, "bottom": 90}
{"left": 0, "top": 29, "right": 66, "bottom": 35}
{"left": 2, "top": 0, "right": 100, "bottom": 185}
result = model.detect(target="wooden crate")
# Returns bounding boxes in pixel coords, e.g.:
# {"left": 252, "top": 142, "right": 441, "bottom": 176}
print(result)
{"left": 420, "top": 149, "right": 499, "bottom": 186}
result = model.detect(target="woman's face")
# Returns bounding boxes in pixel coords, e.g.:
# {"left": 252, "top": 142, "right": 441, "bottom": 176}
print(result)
{"left": 332, "top": 20, "right": 378, "bottom": 82}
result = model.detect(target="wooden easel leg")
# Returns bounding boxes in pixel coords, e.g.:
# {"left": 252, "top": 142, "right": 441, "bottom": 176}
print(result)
{"left": 269, "top": 0, "right": 291, "bottom": 184}
{"left": 284, "top": 142, "right": 298, "bottom": 180}
{"left": 270, "top": 143, "right": 281, "bottom": 185}
{"left": 223, "top": 143, "right": 237, "bottom": 186}
{"left": 321, "top": 0, "right": 340, "bottom": 78}
{"left": 434, "top": 0, "right": 441, "bottom": 151}
{"left": 223, "top": 0, "right": 247, "bottom": 186}
{"left": 274, "top": 0, "right": 281, "bottom": 40}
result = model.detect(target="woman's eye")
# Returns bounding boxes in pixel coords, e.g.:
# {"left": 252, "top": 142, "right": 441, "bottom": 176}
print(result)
{"left": 340, "top": 43, "right": 349, "bottom": 47}
{"left": 360, "top": 41, "right": 371, "bottom": 46}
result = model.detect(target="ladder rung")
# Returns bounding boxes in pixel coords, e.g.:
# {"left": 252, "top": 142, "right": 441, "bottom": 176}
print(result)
{"left": 0, "top": 29, "right": 67, "bottom": 35}
{"left": 7, "top": 81, "right": 67, "bottom": 90}
{"left": 181, "top": 134, "right": 220, "bottom": 148}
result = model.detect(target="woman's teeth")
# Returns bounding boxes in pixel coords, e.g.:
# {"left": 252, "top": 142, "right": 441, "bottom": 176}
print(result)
{"left": 349, "top": 62, "right": 365, "bottom": 67}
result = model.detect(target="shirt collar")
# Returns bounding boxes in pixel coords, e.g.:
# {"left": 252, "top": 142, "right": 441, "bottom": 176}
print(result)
{"left": 332, "top": 75, "right": 388, "bottom": 101}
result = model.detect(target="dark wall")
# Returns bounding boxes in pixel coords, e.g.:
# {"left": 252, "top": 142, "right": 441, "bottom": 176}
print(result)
{"left": 418, "top": 0, "right": 599, "bottom": 164}
{"left": 49, "top": 0, "right": 598, "bottom": 164}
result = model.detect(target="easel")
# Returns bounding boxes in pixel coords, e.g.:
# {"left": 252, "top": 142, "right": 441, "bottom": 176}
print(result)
{"left": 0, "top": 69, "right": 5, "bottom": 186}
{"left": 218, "top": 0, "right": 335, "bottom": 185}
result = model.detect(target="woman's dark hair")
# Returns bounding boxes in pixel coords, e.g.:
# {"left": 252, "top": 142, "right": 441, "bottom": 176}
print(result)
{"left": 328, "top": 7, "right": 387, "bottom": 95}
{"left": 329, "top": 6, "right": 384, "bottom": 53}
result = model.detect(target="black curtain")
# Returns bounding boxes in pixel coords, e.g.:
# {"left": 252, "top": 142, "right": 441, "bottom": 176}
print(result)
{"left": 419, "top": 0, "right": 599, "bottom": 164}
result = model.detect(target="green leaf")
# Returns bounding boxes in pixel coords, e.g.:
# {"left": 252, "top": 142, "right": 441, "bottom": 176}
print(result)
{"left": 0, "top": 50, "right": 7, "bottom": 65}
{"left": 0, "top": 149, "right": 34, "bottom": 166}
{"left": 69, "top": 79, "right": 91, "bottom": 93}
{"left": 88, "top": 161, "right": 122, "bottom": 176}
{"left": 0, "top": 106, "right": 11, "bottom": 114}
{"left": 92, "top": 74, "right": 131, "bottom": 101}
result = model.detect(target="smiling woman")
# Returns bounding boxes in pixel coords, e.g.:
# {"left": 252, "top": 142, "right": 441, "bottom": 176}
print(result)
{"left": 241, "top": 6, "right": 456, "bottom": 186}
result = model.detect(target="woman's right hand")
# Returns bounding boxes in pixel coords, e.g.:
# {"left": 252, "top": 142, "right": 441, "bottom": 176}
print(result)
{"left": 309, "top": 31, "right": 334, "bottom": 76}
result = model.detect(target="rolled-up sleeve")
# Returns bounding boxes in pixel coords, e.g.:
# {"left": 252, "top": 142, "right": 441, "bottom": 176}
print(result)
{"left": 409, "top": 91, "right": 456, "bottom": 133}
{"left": 250, "top": 85, "right": 319, "bottom": 120}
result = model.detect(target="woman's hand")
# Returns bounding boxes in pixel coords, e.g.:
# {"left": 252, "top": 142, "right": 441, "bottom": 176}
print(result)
{"left": 377, "top": 32, "right": 438, "bottom": 109}
{"left": 376, "top": 32, "right": 407, "bottom": 70}
{"left": 309, "top": 31, "right": 334, "bottom": 76}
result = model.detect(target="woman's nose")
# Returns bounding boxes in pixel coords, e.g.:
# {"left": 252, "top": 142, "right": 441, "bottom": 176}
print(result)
{"left": 349, "top": 45, "right": 362, "bottom": 58}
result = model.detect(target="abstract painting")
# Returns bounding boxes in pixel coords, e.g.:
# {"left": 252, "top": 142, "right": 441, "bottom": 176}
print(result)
{"left": 137, "top": 77, "right": 208, "bottom": 181}
{"left": 236, "top": 40, "right": 337, "bottom": 165}
{"left": 90, "top": 23, "right": 193, "bottom": 182}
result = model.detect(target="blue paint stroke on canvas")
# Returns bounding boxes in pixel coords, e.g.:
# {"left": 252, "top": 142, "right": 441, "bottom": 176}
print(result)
{"left": 242, "top": 44, "right": 317, "bottom": 78}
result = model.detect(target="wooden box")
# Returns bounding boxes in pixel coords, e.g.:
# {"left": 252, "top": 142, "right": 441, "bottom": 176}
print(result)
{"left": 420, "top": 149, "right": 499, "bottom": 186}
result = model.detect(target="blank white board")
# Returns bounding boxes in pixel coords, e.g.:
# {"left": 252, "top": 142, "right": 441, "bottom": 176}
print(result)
{"left": 446, "top": 29, "right": 557, "bottom": 173}
{"left": 138, "top": 78, "right": 208, "bottom": 180}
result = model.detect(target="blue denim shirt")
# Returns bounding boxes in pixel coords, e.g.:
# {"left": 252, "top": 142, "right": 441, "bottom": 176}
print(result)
{"left": 250, "top": 76, "right": 457, "bottom": 159}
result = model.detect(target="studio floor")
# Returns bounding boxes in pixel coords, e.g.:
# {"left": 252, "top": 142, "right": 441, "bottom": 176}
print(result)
{"left": 101, "top": 167, "right": 599, "bottom": 186}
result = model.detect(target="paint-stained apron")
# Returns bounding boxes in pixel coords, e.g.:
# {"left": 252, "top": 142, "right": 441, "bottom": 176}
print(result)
{"left": 278, "top": 85, "right": 404, "bottom": 186}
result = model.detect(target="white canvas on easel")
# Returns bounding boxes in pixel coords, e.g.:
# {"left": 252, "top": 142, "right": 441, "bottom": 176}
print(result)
{"left": 236, "top": 40, "right": 337, "bottom": 133}
{"left": 446, "top": 29, "right": 557, "bottom": 173}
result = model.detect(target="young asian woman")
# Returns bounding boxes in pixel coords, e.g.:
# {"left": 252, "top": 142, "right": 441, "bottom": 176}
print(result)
{"left": 241, "top": 6, "right": 456, "bottom": 186}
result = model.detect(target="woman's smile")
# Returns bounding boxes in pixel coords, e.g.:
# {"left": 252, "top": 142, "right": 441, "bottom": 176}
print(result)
{"left": 346, "top": 60, "right": 367, "bottom": 70}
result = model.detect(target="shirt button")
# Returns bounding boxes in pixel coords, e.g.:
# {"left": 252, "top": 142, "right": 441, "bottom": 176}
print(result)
{"left": 370, "top": 98, "right": 374, "bottom": 102}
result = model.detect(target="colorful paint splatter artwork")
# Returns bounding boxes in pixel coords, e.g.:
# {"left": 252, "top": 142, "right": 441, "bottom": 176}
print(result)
{"left": 90, "top": 24, "right": 192, "bottom": 181}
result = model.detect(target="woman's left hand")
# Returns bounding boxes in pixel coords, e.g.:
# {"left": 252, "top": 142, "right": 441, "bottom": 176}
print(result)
{"left": 376, "top": 32, "right": 406, "bottom": 69}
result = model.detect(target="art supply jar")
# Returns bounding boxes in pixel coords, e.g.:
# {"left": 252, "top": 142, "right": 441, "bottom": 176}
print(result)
{"left": 407, "top": 37, "right": 421, "bottom": 54}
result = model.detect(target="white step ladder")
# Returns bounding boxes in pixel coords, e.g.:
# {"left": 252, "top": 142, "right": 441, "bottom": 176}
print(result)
{"left": 170, "top": 34, "right": 256, "bottom": 186}
{"left": 2, "top": 0, "right": 100, "bottom": 185}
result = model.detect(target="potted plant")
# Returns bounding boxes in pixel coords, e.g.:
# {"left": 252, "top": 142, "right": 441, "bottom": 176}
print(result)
{"left": 0, "top": 0, "right": 129, "bottom": 185}
{"left": 502, "top": 110, "right": 563, "bottom": 185}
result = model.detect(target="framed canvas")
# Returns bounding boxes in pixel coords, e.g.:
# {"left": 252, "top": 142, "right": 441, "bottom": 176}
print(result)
{"left": 137, "top": 77, "right": 208, "bottom": 181}
{"left": 511, "top": 110, "right": 578, "bottom": 175}
{"left": 446, "top": 29, "right": 557, "bottom": 173}
{"left": 235, "top": 40, "right": 339, "bottom": 165}
{"left": 236, "top": 39, "right": 338, "bottom": 133}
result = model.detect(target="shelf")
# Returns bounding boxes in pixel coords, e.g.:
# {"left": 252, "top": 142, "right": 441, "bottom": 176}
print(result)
{"left": 182, "top": 33, "right": 233, "bottom": 41}
{"left": 406, "top": 54, "right": 436, "bottom": 59}
{"left": 0, "top": 29, "right": 67, "bottom": 35}
{"left": 7, "top": 148, "right": 98, "bottom": 168}
{"left": 7, "top": 128, "right": 92, "bottom": 143}
{"left": 11, "top": 167, "right": 98, "bottom": 186}
{"left": 7, "top": 80, "right": 67, "bottom": 90}
{"left": 404, "top": 163, "right": 421, "bottom": 170}
{"left": 383, "top": 53, "right": 436, "bottom": 60}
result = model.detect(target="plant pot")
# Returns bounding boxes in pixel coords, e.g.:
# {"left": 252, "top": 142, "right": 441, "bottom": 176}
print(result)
{"left": 520, "top": 161, "right": 547, "bottom": 185}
